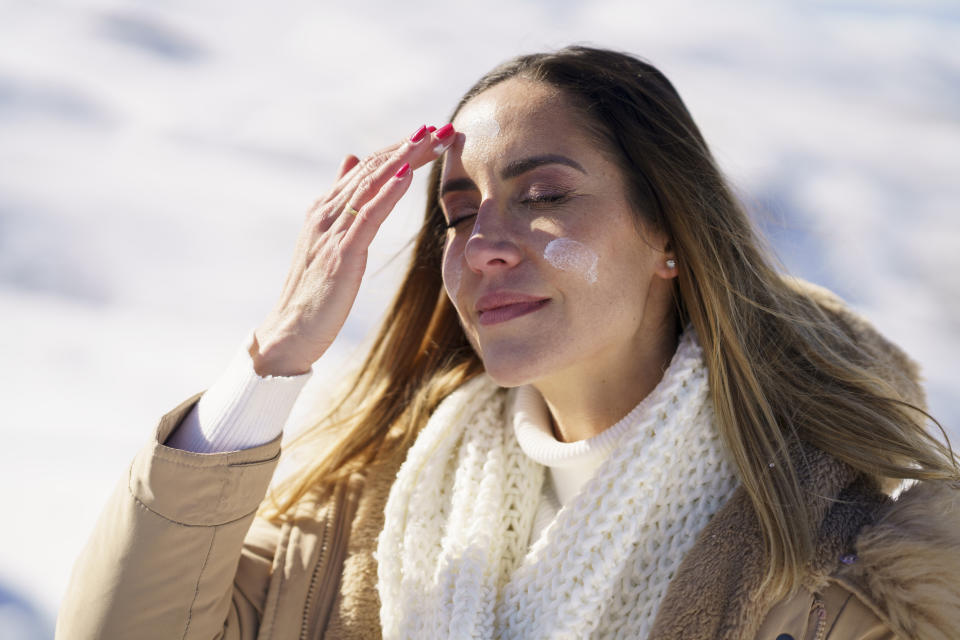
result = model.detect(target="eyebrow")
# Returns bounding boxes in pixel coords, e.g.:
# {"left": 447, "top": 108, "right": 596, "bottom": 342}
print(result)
{"left": 439, "top": 154, "right": 587, "bottom": 197}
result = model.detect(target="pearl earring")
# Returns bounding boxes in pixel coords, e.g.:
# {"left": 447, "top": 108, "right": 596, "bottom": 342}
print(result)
{"left": 666, "top": 259, "right": 677, "bottom": 269}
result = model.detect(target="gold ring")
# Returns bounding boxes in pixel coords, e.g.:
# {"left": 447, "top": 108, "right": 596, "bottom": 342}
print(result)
{"left": 346, "top": 206, "right": 359, "bottom": 217}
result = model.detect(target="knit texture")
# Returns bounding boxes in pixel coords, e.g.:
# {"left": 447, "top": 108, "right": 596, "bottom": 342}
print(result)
{"left": 512, "top": 384, "right": 643, "bottom": 545}
{"left": 513, "top": 383, "right": 635, "bottom": 506}
{"left": 165, "top": 330, "right": 311, "bottom": 453}
{"left": 377, "top": 329, "right": 739, "bottom": 639}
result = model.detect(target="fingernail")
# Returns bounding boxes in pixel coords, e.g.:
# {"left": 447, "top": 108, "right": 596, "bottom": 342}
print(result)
{"left": 427, "top": 125, "right": 437, "bottom": 133}
{"left": 435, "top": 123, "right": 454, "bottom": 141}
{"left": 409, "top": 125, "right": 428, "bottom": 143}
{"left": 395, "top": 162, "right": 411, "bottom": 178}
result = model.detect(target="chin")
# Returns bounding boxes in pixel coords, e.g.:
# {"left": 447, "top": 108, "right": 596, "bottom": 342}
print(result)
{"left": 481, "top": 369, "right": 530, "bottom": 389}
{"left": 476, "top": 349, "right": 549, "bottom": 388}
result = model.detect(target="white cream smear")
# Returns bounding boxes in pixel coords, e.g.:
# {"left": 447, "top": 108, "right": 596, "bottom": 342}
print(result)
{"left": 457, "top": 99, "right": 501, "bottom": 159}
{"left": 469, "top": 101, "right": 501, "bottom": 139}
{"left": 544, "top": 238, "right": 599, "bottom": 283}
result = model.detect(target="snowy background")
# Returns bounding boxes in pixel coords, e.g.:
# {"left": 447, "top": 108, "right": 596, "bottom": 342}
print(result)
{"left": 1, "top": 0, "right": 958, "bottom": 635}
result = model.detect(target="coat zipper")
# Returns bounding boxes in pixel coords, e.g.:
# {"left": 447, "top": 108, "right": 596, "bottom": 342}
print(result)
{"left": 809, "top": 596, "right": 827, "bottom": 640}
{"left": 301, "top": 480, "right": 352, "bottom": 640}
{"left": 300, "top": 505, "right": 332, "bottom": 640}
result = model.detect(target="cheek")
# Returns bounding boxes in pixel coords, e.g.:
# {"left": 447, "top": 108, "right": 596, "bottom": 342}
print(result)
{"left": 543, "top": 237, "right": 599, "bottom": 284}
{"left": 442, "top": 243, "right": 463, "bottom": 308}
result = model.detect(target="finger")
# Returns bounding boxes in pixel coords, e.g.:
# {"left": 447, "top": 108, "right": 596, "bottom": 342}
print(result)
{"left": 336, "top": 154, "right": 360, "bottom": 180}
{"left": 425, "top": 122, "right": 456, "bottom": 160}
{"left": 335, "top": 123, "right": 457, "bottom": 221}
{"left": 343, "top": 162, "right": 414, "bottom": 249}
{"left": 310, "top": 143, "right": 404, "bottom": 230}
{"left": 331, "top": 141, "right": 405, "bottom": 196}
{"left": 345, "top": 123, "right": 454, "bottom": 197}
{"left": 397, "top": 122, "right": 456, "bottom": 172}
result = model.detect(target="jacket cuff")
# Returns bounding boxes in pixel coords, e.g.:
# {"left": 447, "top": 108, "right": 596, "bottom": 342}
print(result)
{"left": 128, "top": 394, "right": 281, "bottom": 527}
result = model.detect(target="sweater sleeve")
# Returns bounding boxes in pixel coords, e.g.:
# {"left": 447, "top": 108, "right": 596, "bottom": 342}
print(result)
{"left": 166, "top": 330, "right": 312, "bottom": 453}
{"left": 56, "top": 394, "right": 282, "bottom": 640}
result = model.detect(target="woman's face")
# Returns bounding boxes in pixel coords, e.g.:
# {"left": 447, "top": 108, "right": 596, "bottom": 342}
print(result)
{"left": 440, "top": 78, "right": 676, "bottom": 388}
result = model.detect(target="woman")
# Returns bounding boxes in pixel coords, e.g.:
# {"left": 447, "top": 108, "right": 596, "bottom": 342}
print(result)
{"left": 58, "top": 47, "right": 960, "bottom": 639}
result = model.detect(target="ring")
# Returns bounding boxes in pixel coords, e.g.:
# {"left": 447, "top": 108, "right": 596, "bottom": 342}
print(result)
{"left": 346, "top": 206, "right": 360, "bottom": 217}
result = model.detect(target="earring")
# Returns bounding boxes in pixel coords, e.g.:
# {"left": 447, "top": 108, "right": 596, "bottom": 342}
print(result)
{"left": 666, "top": 259, "right": 677, "bottom": 269}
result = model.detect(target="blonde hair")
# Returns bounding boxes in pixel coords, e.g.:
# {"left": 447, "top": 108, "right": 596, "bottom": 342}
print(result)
{"left": 264, "top": 46, "right": 957, "bottom": 598}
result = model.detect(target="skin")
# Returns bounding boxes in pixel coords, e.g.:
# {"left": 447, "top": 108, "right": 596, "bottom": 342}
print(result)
{"left": 253, "top": 78, "right": 679, "bottom": 444}
{"left": 440, "top": 78, "right": 679, "bottom": 442}
{"left": 252, "top": 125, "right": 456, "bottom": 377}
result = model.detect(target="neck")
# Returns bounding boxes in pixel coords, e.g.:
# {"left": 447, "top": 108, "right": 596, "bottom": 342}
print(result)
{"left": 535, "top": 321, "right": 680, "bottom": 443}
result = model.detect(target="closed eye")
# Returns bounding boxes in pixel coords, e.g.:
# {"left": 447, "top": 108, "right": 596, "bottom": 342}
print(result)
{"left": 444, "top": 191, "right": 575, "bottom": 229}
{"left": 520, "top": 192, "right": 573, "bottom": 207}
{"left": 445, "top": 211, "right": 478, "bottom": 229}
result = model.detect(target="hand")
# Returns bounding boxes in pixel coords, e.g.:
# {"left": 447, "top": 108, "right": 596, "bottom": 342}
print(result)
{"left": 250, "top": 124, "right": 455, "bottom": 376}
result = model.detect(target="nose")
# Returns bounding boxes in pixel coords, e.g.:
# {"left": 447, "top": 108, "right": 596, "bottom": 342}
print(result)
{"left": 463, "top": 201, "right": 523, "bottom": 275}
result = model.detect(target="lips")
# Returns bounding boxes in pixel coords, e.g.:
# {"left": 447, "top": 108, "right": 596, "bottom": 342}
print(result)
{"left": 475, "top": 291, "right": 550, "bottom": 326}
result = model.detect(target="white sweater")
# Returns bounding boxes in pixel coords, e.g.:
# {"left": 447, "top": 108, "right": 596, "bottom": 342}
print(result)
{"left": 165, "top": 331, "right": 310, "bottom": 452}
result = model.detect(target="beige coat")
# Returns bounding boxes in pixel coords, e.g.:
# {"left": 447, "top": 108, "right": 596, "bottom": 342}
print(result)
{"left": 58, "top": 285, "right": 960, "bottom": 639}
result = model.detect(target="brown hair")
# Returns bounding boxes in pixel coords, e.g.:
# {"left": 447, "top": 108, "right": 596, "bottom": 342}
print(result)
{"left": 264, "top": 46, "right": 957, "bottom": 597}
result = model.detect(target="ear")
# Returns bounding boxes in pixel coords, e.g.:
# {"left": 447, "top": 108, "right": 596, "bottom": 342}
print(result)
{"left": 652, "top": 239, "right": 679, "bottom": 280}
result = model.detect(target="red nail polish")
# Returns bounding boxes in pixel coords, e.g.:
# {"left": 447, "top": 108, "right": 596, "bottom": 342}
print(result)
{"left": 435, "top": 123, "right": 454, "bottom": 141}
{"left": 409, "top": 125, "right": 428, "bottom": 143}
{"left": 395, "top": 162, "right": 411, "bottom": 178}
{"left": 427, "top": 125, "right": 437, "bottom": 133}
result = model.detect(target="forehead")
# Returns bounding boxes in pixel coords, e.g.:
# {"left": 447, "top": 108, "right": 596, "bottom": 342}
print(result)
{"left": 445, "top": 79, "right": 595, "bottom": 174}
{"left": 454, "top": 78, "right": 570, "bottom": 131}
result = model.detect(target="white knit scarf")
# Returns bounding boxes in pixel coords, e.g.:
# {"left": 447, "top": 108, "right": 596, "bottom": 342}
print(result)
{"left": 377, "top": 329, "right": 738, "bottom": 639}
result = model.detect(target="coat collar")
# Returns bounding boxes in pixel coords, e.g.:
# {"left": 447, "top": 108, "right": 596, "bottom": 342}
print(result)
{"left": 834, "top": 479, "right": 960, "bottom": 638}
{"left": 649, "top": 441, "right": 960, "bottom": 640}
{"left": 649, "top": 442, "right": 887, "bottom": 640}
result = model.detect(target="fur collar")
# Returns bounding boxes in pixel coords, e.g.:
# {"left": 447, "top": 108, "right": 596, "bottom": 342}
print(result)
{"left": 837, "top": 480, "right": 960, "bottom": 640}
{"left": 648, "top": 443, "right": 960, "bottom": 639}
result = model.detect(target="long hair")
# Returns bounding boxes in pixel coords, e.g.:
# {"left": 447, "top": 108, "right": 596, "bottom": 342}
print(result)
{"left": 263, "top": 46, "right": 957, "bottom": 597}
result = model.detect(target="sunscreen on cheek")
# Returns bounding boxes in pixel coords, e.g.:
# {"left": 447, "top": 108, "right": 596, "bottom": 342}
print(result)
{"left": 544, "top": 238, "right": 599, "bottom": 283}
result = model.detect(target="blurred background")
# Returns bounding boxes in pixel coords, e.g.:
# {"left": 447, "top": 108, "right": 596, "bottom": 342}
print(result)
{"left": 1, "top": 0, "right": 958, "bottom": 635}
